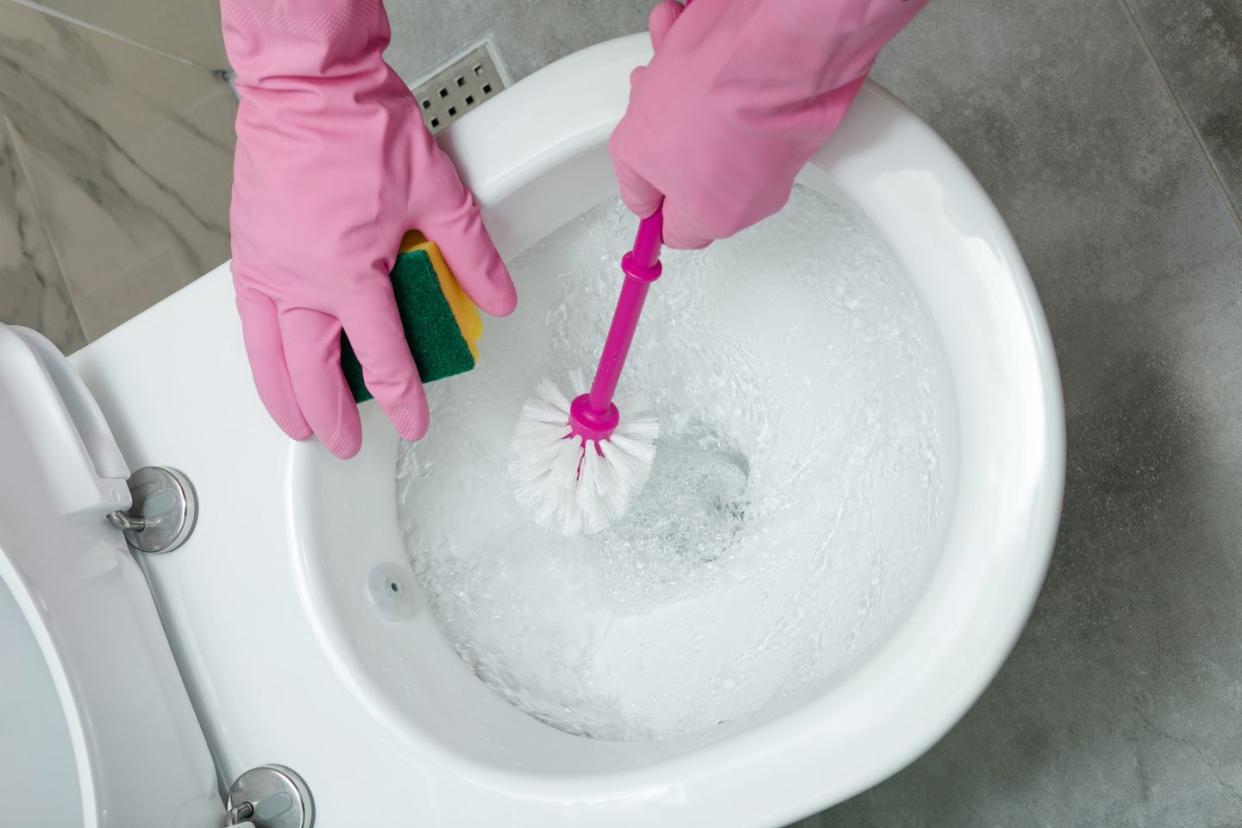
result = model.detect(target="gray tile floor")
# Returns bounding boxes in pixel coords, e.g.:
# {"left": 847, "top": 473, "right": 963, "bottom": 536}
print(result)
{"left": 795, "top": 1, "right": 1242, "bottom": 825}
{"left": 2, "top": 0, "right": 1241, "bottom": 824}
{"left": 1127, "top": 0, "right": 1242, "bottom": 223}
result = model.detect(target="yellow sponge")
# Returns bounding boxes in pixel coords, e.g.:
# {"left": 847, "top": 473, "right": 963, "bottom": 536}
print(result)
{"left": 398, "top": 231, "right": 483, "bottom": 361}
{"left": 340, "top": 231, "right": 483, "bottom": 403}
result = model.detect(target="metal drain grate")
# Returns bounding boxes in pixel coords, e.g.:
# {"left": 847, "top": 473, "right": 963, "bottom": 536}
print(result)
{"left": 410, "top": 40, "right": 508, "bottom": 134}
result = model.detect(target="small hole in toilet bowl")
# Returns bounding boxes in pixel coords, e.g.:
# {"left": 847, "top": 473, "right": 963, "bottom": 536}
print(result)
{"left": 366, "top": 563, "right": 416, "bottom": 622}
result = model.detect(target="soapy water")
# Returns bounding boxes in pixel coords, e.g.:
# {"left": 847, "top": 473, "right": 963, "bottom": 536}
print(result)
{"left": 397, "top": 187, "right": 955, "bottom": 741}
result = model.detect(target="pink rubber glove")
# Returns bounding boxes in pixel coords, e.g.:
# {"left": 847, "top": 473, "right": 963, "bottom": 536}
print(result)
{"left": 610, "top": 0, "right": 926, "bottom": 249}
{"left": 221, "top": 0, "right": 516, "bottom": 458}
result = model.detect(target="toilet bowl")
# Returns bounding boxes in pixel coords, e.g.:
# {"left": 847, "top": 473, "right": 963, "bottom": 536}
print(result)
{"left": 0, "top": 34, "right": 1063, "bottom": 828}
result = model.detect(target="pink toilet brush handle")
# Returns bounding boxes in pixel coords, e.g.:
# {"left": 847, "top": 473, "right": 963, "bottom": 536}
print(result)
{"left": 586, "top": 206, "right": 664, "bottom": 414}
{"left": 582, "top": 0, "right": 692, "bottom": 421}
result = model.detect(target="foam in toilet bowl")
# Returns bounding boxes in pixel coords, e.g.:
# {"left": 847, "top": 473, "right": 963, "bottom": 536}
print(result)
{"left": 396, "top": 189, "right": 956, "bottom": 741}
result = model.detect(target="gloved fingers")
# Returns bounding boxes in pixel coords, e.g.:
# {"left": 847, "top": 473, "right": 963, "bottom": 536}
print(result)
{"left": 337, "top": 284, "right": 430, "bottom": 442}
{"left": 413, "top": 152, "right": 517, "bottom": 317}
{"left": 609, "top": 136, "right": 664, "bottom": 219}
{"left": 660, "top": 198, "right": 713, "bottom": 249}
{"left": 648, "top": 0, "right": 685, "bottom": 51}
{"left": 235, "top": 286, "right": 311, "bottom": 440}
{"left": 278, "top": 307, "right": 363, "bottom": 459}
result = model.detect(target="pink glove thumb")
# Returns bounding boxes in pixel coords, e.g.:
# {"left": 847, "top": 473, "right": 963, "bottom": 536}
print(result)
{"left": 647, "top": 0, "right": 685, "bottom": 49}
{"left": 609, "top": 1, "right": 686, "bottom": 222}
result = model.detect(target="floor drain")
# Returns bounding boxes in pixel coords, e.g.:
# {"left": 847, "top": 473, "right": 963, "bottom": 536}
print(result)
{"left": 410, "top": 39, "right": 509, "bottom": 134}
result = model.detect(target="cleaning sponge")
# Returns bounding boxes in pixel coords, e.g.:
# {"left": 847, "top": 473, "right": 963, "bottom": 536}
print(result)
{"left": 340, "top": 231, "right": 483, "bottom": 403}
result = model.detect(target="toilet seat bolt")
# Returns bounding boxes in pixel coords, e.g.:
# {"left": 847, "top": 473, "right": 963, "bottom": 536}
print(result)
{"left": 226, "top": 764, "right": 314, "bottom": 828}
{"left": 106, "top": 511, "right": 146, "bottom": 531}
{"left": 104, "top": 466, "right": 197, "bottom": 554}
{"left": 226, "top": 801, "right": 255, "bottom": 825}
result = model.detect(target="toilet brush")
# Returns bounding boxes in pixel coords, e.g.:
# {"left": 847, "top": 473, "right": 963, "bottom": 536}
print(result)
{"left": 508, "top": 207, "right": 665, "bottom": 535}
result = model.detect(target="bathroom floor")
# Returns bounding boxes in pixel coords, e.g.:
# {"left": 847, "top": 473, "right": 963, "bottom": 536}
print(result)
{"left": 2, "top": 0, "right": 1241, "bottom": 825}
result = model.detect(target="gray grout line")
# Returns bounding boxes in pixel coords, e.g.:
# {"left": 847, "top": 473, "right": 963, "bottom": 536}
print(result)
{"left": 2, "top": 109, "right": 92, "bottom": 344}
{"left": 1117, "top": 0, "right": 1242, "bottom": 238}
{"left": 3, "top": 0, "right": 226, "bottom": 73}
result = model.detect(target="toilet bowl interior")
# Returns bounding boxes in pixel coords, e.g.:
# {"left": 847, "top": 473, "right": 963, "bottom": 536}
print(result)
{"left": 287, "top": 115, "right": 1056, "bottom": 777}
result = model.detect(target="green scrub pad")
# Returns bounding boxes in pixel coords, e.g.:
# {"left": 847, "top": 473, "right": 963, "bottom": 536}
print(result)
{"left": 340, "top": 237, "right": 482, "bottom": 403}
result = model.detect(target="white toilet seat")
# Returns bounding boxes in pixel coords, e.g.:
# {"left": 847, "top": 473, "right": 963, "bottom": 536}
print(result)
{"left": 1, "top": 35, "right": 1062, "bottom": 828}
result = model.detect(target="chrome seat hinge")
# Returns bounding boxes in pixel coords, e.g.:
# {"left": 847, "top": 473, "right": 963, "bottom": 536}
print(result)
{"left": 226, "top": 764, "right": 314, "bottom": 828}
{"left": 105, "top": 466, "right": 197, "bottom": 554}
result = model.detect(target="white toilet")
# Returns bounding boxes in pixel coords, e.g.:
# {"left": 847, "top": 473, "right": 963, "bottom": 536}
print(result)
{"left": 0, "top": 35, "right": 1064, "bottom": 828}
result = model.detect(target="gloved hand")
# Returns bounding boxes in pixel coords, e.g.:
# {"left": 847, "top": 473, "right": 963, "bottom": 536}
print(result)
{"left": 221, "top": 0, "right": 516, "bottom": 458}
{"left": 610, "top": 0, "right": 926, "bottom": 249}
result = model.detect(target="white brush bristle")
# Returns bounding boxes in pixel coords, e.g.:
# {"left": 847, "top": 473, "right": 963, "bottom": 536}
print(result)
{"left": 509, "top": 372, "right": 659, "bottom": 535}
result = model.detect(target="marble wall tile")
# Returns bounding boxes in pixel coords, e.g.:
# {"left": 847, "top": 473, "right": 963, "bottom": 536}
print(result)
{"left": 1124, "top": 0, "right": 1242, "bottom": 222}
{"left": 0, "top": 99, "right": 84, "bottom": 353}
{"left": 0, "top": 0, "right": 235, "bottom": 340}
{"left": 10, "top": 0, "right": 228, "bottom": 68}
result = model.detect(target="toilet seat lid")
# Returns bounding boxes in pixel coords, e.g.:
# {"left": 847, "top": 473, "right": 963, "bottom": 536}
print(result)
{"left": 0, "top": 325, "right": 220, "bottom": 828}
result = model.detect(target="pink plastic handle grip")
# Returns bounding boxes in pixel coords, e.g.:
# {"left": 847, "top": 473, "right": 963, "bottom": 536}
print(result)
{"left": 578, "top": 1, "right": 688, "bottom": 421}
{"left": 630, "top": 207, "right": 664, "bottom": 272}
{"left": 586, "top": 207, "right": 664, "bottom": 414}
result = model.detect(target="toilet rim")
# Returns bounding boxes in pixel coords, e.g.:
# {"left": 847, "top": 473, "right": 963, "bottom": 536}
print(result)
{"left": 285, "top": 33, "right": 1064, "bottom": 800}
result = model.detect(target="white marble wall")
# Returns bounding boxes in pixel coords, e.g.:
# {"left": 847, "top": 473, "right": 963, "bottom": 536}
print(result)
{"left": 0, "top": 94, "right": 82, "bottom": 351}
{"left": 0, "top": 0, "right": 234, "bottom": 351}
{"left": 0, "top": 0, "right": 652, "bottom": 354}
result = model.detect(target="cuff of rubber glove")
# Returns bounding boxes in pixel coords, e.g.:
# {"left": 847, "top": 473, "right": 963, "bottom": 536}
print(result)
{"left": 221, "top": 0, "right": 390, "bottom": 85}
